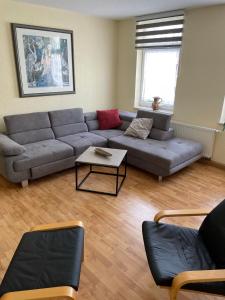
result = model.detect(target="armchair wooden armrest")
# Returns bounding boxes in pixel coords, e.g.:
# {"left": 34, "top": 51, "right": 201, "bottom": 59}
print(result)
{"left": 170, "top": 269, "right": 225, "bottom": 300}
{"left": 1, "top": 286, "right": 77, "bottom": 300}
{"left": 31, "top": 220, "right": 84, "bottom": 232}
{"left": 154, "top": 209, "right": 210, "bottom": 223}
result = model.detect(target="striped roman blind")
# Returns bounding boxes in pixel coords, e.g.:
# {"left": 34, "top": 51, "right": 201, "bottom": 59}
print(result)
{"left": 136, "top": 10, "right": 184, "bottom": 49}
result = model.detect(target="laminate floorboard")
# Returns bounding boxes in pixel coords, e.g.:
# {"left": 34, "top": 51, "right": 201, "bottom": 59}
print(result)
{"left": 0, "top": 162, "right": 225, "bottom": 300}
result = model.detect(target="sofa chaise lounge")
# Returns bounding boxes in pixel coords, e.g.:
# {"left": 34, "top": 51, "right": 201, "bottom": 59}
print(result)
{"left": 0, "top": 108, "right": 203, "bottom": 186}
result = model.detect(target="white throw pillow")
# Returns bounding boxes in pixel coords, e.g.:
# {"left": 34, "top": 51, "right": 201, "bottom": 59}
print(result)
{"left": 124, "top": 118, "right": 153, "bottom": 139}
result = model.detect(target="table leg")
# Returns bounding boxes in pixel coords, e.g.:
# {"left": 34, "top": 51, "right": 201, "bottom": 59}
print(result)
{"left": 75, "top": 162, "right": 78, "bottom": 190}
{"left": 116, "top": 167, "right": 119, "bottom": 195}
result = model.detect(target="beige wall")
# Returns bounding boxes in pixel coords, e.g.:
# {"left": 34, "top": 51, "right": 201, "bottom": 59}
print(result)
{"left": 116, "top": 6, "right": 225, "bottom": 165}
{"left": 116, "top": 19, "right": 136, "bottom": 111}
{"left": 0, "top": 0, "right": 117, "bottom": 131}
{"left": 174, "top": 5, "right": 225, "bottom": 129}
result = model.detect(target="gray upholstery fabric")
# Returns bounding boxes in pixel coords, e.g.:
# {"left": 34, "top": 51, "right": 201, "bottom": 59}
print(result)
{"left": 86, "top": 120, "right": 99, "bottom": 131}
{"left": 4, "top": 112, "right": 54, "bottom": 145}
{"left": 49, "top": 108, "right": 88, "bottom": 138}
{"left": 119, "top": 120, "right": 131, "bottom": 131}
{"left": 149, "top": 128, "right": 174, "bottom": 141}
{"left": 91, "top": 129, "right": 124, "bottom": 139}
{"left": 124, "top": 118, "right": 153, "bottom": 140}
{"left": 14, "top": 140, "right": 74, "bottom": 172}
{"left": 52, "top": 123, "right": 88, "bottom": 139}
{"left": 84, "top": 112, "right": 99, "bottom": 131}
{"left": 137, "top": 110, "right": 172, "bottom": 131}
{"left": 49, "top": 108, "right": 84, "bottom": 126}
{"left": 58, "top": 132, "right": 107, "bottom": 156}
{"left": 31, "top": 157, "right": 75, "bottom": 179}
{"left": 109, "top": 136, "right": 203, "bottom": 170}
{"left": 127, "top": 154, "right": 202, "bottom": 177}
{"left": 4, "top": 112, "right": 51, "bottom": 134}
{"left": 119, "top": 111, "right": 136, "bottom": 122}
{"left": 84, "top": 112, "right": 97, "bottom": 121}
{"left": 0, "top": 134, "right": 25, "bottom": 156}
{"left": 0, "top": 153, "right": 30, "bottom": 183}
{"left": 9, "top": 129, "right": 55, "bottom": 145}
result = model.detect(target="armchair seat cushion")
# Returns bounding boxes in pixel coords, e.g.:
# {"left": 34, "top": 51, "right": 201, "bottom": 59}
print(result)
{"left": 142, "top": 221, "right": 215, "bottom": 286}
{"left": 14, "top": 140, "right": 74, "bottom": 172}
{"left": 142, "top": 221, "right": 225, "bottom": 295}
{"left": 0, "top": 227, "right": 84, "bottom": 296}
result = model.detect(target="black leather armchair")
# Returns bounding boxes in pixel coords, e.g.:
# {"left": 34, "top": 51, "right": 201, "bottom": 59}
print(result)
{"left": 142, "top": 199, "right": 225, "bottom": 300}
{"left": 0, "top": 221, "right": 84, "bottom": 300}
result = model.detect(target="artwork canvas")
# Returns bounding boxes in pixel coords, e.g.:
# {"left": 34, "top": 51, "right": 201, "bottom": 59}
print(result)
{"left": 11, "top": 24, "right": 75, "bottom": 97}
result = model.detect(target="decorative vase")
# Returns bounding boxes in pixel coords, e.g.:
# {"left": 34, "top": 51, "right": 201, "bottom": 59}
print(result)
{"left": 152, "top": 97, "right": 162, "bottom": 111}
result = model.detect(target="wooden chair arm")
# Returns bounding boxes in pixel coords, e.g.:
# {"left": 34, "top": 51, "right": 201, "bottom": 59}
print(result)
{"left": 170, "top": 269, "right": 225, "bottom": 300}
{"left": 31, "top": 220, "right": 84, "bottom": 232}
{"left": 0, "top": 286, "right": 77, "bottom": 300}
{"left": 154, "top": 209, "right": 210, "bottom": 222}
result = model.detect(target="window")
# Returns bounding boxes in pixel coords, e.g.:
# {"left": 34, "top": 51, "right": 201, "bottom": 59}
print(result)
{"left": 135, "top": 10, "right": 184, "bottom": 111}
{"left": 139, "top": 47, "right": 180, "bottom": 109}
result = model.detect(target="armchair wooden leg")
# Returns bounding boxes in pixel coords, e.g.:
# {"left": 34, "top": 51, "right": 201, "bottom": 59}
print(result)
{"left": 170, "top": 286, "right": 178, "bottom": 300}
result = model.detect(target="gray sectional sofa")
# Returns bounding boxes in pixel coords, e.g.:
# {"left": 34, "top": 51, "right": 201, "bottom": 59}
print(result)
{"left": 0, "top": 108, "right": 203, "bottom": 187}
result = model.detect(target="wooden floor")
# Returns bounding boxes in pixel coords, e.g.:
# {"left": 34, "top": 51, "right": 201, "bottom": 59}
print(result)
{"left": 0, "top": 162, "right": 225, "bottom": 300}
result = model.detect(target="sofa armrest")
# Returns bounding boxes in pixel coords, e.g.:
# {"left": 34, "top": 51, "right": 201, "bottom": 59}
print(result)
{"left": 0, "top": 134, "right": 25, "bottom": 156}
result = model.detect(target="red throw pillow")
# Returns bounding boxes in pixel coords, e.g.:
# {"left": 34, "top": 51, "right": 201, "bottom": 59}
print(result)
{"left": 97, "top": 109, "right": 122, "bottom": 130}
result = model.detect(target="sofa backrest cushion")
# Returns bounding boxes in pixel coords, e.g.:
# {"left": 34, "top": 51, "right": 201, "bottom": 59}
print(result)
{"left": 4, "top": 112, "right": 54, "bottom": 145}
{"left": 49, "top": 108, "right": 88, "bottom": 138}
{"left": 149, "top": 128, "right": 174, "bottom": 141}
{"left": 84, "top": 111, "right": 136, "bottom": 132}
{"left": 199, "top": 199, "right": 225, "bottom": 267}
{"left": 137, "top": 110, "right": 172, "bottom": 131}
{"left": 84, "top": 112, "right": 99, "bottom": 131}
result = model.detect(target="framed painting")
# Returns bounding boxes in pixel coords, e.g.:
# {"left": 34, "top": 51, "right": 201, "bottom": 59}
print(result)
{"left": 11, "top": 23, "right": 75, "bottom": 97}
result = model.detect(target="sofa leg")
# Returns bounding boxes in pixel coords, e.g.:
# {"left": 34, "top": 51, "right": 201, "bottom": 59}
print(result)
{"left": 21, "top": 180, "right": 28, "bottom": 188}
{"left": 158, "top": 176, "right": 163, "bottom": 182}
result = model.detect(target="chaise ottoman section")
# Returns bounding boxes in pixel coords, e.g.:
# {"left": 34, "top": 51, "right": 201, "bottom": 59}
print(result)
{"left": 109, "top": 135, "right": 203, "bottom": 176}
{"left": 14, "top": 140, "right": 74, "bottom": 172}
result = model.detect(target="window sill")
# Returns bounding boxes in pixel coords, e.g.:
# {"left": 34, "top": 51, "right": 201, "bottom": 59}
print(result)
{"left": 134, "top": 105, "right": 174, "bottom": 115}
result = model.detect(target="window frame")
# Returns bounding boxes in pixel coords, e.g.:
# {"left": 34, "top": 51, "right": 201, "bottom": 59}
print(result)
{"left": 137, "top": 46, "right": 181, "bottom": 112}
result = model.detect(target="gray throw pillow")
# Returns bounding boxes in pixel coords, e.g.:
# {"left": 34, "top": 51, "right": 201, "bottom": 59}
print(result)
{"left": 124, "top": 118, "right": 153, "bottom": 139}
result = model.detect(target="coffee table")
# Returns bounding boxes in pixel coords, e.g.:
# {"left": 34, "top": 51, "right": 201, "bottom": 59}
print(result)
{"left": 75, "top": 146, "right": 127, "bottom": 196}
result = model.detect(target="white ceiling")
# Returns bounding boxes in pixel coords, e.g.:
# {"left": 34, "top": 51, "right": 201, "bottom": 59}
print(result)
{"left": 16, "top": 0, "right": 225, "bottom": 19}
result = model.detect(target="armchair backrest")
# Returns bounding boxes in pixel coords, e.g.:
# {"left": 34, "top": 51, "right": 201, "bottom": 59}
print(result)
{"left": 199, "top": 199, "right": 225, "bottom": 267}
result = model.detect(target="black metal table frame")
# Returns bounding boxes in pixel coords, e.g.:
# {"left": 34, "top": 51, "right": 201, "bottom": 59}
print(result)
{"left": 75, "top": 153, "right": 127, "bottom": 196}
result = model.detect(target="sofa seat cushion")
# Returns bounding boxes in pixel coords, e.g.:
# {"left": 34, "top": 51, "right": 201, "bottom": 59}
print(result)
{"left": 58, "top": 132, "right": 107, "bottom": 156}
{"left": 14, "top": 140, "right": 74, "bottom": 172}
{"left": 109, "top": 136, "right": 202, "bottom": 170}
{"left": 0, "top": 227, "right": 84, "bottom": 296}
{"left": 142, "top": 221, "right": 225, "bottom": 296}
{"left": 91, "top": 129, "right": 124, "bottom": 139}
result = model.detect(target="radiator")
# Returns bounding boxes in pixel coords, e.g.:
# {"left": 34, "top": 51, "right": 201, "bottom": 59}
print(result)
{"left": 171, "top": 121, "right": 218, "bottom": 158}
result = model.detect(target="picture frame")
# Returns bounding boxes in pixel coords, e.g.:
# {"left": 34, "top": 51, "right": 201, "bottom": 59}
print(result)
{"left": 11, "top": 23, "right": 75, "bottom": 97}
